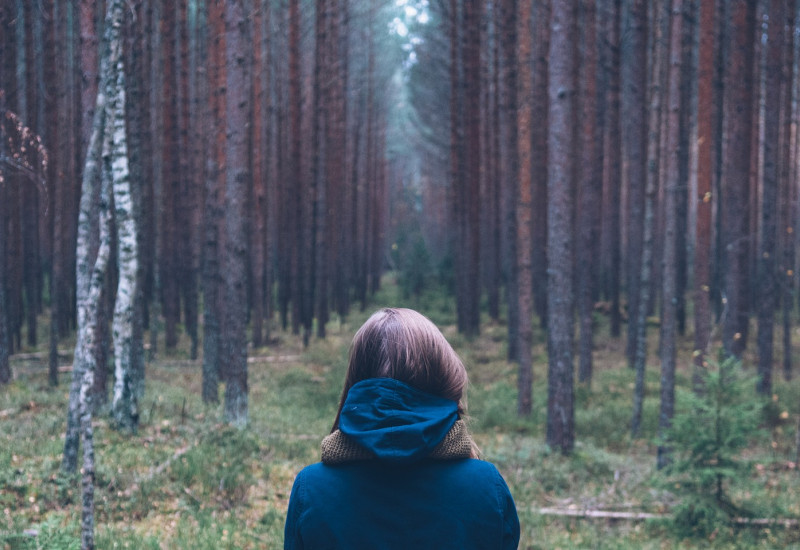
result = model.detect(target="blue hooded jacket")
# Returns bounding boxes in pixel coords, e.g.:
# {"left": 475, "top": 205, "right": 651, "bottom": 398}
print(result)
{"left": 284, "top": 378, "right": 520, "bottom": 549}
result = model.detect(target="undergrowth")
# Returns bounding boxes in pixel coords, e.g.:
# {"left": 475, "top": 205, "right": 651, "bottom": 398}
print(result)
{"left": 1, "top": 276, "right": 799, "bottom": 548}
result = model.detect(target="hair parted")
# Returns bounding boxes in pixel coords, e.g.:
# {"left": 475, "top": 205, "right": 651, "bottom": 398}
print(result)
{"left": 331, "top": 308, "right": 469, "bottom": 432}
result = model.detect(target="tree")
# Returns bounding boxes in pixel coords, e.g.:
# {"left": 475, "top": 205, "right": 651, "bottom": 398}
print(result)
{"left": 222, "top": 0, "right": 252, "bottom": 427}
{"left": 721, "top": 0, "right": 756, "bottom": 359}
{"left": 693, "top": 0, "right": 715, "bottom": 389}
{"left": 108, "top": 8, "right": 141, "bottom": 432}
{"left": 62, "top": 3, "right": 127, "bottom": 546}
{"left": 780, "top": 0, "right": 795, "bottom": 382}
{"left": 600, "top": 0, "right": 622, "bottom": 339}
{"left": 622, "top": 0, "right": 648, "bottom": 368}
{"left": 531, "top": 0, "right": 550, "bottom": 329}
{"left": 546, "top": 0, "right": 577, "bottom": 454}
{"left": 498, "top": 0, "right": 519, "bottom": 359}
{"left": 658, "top": 0, "right": 683, "bottom": 470}
{"left": 202, "top": 0, "right": 224, "bottom": 404}
{"left": 756, "top": 0, "right": 784, "bottom": 396}
{"left": 577, "top": 0, "right": 601, "bottom": 385}
{"left": 517, "top": 0, "right": 533, "bottom": 415}
{"left": 632, "top": 0, "right": 667, "bottom": 438}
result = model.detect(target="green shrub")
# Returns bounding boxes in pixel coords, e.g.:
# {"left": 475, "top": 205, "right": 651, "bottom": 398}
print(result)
{"left": 659, "top": 355, "right": 765, "bottom": 538}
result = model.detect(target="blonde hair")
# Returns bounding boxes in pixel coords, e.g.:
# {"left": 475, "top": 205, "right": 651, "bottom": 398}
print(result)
{"left": 331, "top": 308, "right": 469, "bottom": 432}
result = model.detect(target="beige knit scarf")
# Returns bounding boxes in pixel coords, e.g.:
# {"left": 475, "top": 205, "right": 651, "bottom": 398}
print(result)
{"left": 321, "top": 420, "right": 475, "bottom": 465}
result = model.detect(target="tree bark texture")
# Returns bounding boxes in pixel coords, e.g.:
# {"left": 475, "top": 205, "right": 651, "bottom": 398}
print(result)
{"left": 631, "top": 0, "right": 667, "bottom": 438}
{"left": 721, "top": 0, "right": 756, "bottom": 359}
{"left": 517, "top": 0, "right": 533, "bottom": 415}
{"left": 756, "top": 0, "right": 784, "bottom": 396}
{"left": 622, "top": 0, "right": 648, "bottom": 368}
{"left": 63, "top": 73, "right": 107, "bottom": 475}
{"left": 693, "top": 0, "right": 715, "bottom": 388}
{"left": 531, "top": 0, "right": 550, "bottom": 328}
{"left": 601, "top": 0, "right": 622, "bottom": 338}
{"left": 108, "top": 3, "right": 141, "bottom": 432}
{"left": 498, "top": 0, "right": 519, "bottom": 359}
{"left": 202, "top": 0, "right": 225, "bottom": 404}
{"left": 546, "top": 0, "right": 577, "bottom": 455}
{"left": 222, "top": 0, "right": 251, "bottom": 427}
{"left": 577, "top": 0, "right": 601, "bottom": 385}
{"left": 657, "top": 0, "right": 682, "bottom": 470}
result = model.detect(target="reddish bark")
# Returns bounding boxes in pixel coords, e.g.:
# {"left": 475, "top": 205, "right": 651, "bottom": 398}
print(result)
{"left": 721, "top": 0, "right": 757, "bottom": 358}
{"left": 756, "top": 0, "right": 784, "bottom": 396}
{"left": 693, "top": 0, "right": 715, "bottom": 386}
{"left": 577, "top": 0, "right": 601, "bottom": 385}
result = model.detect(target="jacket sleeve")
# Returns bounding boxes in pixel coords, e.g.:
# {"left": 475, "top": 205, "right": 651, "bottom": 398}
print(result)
{"left": 284, "top": 471, "right": 304, "bottom": 550}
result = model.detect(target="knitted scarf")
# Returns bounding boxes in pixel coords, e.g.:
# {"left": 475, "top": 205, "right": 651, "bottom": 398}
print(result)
{"left": 321, "top": 420, "right": 475, "bottom": 465}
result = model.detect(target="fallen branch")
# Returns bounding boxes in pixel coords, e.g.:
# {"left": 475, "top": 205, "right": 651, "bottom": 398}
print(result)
{"left": 536, "top": 508, "right": 799, "bottom": 527}
{"left": 247, "top": 355, "right": 302, "bottom": 363}
{"left": 9, "top": 350, "right": 71, "bottom": 360}
{"left": 121, "top": 444, "right": 193, "bottom": 498}
{"left": 537, "top": 508, "right": 662, "bottom": 521}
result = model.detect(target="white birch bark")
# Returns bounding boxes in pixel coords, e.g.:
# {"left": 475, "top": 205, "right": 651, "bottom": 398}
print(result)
{"left": 107, "top": 2, "right": 141, "bottom": 432}
{"left": 79, "top": 153, "right": 112, "bottom": 550}
{"left": 62, "top": 65, "right": 108, "bottom": 474}
{"left": 62, "top": 1, "right": 122, "bottom": 547}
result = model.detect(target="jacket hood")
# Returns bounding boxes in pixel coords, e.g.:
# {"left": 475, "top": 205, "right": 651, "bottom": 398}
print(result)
{"left": 338, "top": 378, "right": 459, "bottom": 463}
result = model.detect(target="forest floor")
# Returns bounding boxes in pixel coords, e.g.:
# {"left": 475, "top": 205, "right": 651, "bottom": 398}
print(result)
{"left": 2, "top": 275, "right": 800, "bottom": 549}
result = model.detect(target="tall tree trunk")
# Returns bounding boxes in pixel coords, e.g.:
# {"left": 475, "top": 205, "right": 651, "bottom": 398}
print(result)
{"left": 531, "top": 0, "right": 550, "bottom": 329}
{"left": 0, "top": 32, "right": 10, "bottom": 384}
{"left": 0, "top": 183, "right": 8, "bottom": 384}
{"left": 498, "top": 0, "right": 519, "bottom": 359}
{"left": 251, "top": 0, "right": 267, "bottom": 347}
{"left": 674, "top": 0, "right": 694, "bottom": 337}
{"left": 463, "top": 0, "right": 482, "bottom": 337}
{"left": 657, "top": 0, "right": 682, "bottom": 470}
{"left": 757, "top": 0, "right": 784, "bottom": 396}
{"left": 288, "top": 0, "right": 303, "bottom": 335}
{"left": 313, "top": 0, "right": 329, "bottom": 339}
{"left": 601, "top": 0, "right": 622, "bottom": 338}
{"left": 780, "top": 0, "right": 795, "bottom": 382}
{"left": 693, "top": 0, "right": 715, "bottom": 389}
{"left": 109, "top": 10, "right": 141, "bottom": 432}
{"left": 202, "top": 0, "right": 225, "bottom": 404}
{"left": 632, "top": 0, "right": 667, "bottom": 437}
{"left": 517, "top": 0, "right": 533, "bottom": 415}
{"left": 63, "top": 74, "right": 107, "bottom": 475}
{"left": 577, "top": 0, "right": 601, "bottom": 385}
{"left": 148, "top": 0, "right": 164, "bottom": 360}
{"left": 179, "top": 0, "right": 200, "bottom": 361}
{"left": 0, "top": 187, "right": 8, "bottom": 385}
{"left": 721, "top": 0, "right": 757, "bottom": 359}
{"left": 546, "top": 0, "right": 577, "bottom": 455}
{"left": 161, "top": 0, "right": 180, "bottom": 350}
{"left": 222, "top": 0, "right": 251, "bottom": 426}
{"left": 622, "top": 0, "right": 648, "bottom": 368}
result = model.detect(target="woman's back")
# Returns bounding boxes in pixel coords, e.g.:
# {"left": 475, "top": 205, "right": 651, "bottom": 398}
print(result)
{"left": 283, "top": 310, "right": 520, "bottom": 549}
{"left": 286, "top": 458, "right": 518, "bottom": 549}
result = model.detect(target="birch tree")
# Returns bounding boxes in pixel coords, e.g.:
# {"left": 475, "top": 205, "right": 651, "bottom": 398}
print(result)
{"left": 109, "top": 2, "right": 141, "bottom": 432}
{"left": 62, "top": 2, "right": 127, "bottom": 546}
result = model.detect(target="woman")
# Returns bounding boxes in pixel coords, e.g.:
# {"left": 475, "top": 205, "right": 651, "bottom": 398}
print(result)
{"left": 284, "top": 308, "right": 520, "bottom": 549}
